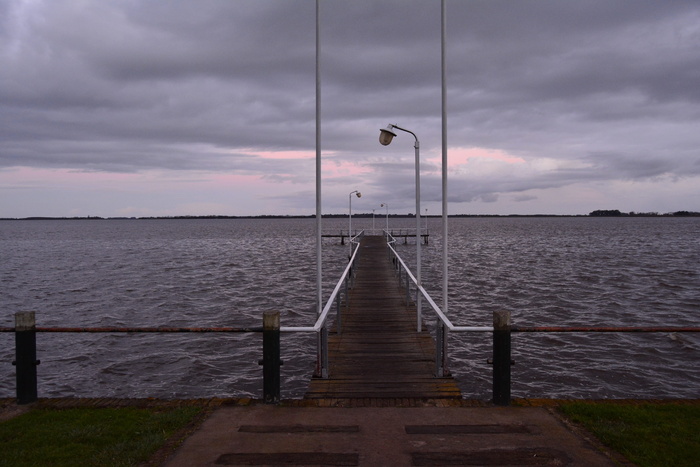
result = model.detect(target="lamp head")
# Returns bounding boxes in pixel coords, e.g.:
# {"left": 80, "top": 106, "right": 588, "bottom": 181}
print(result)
{"left": 379, "top": 125, "right": 397, "bottom": 146}
{"left": 356, "top": 192, "right": 362, "bottom": 198}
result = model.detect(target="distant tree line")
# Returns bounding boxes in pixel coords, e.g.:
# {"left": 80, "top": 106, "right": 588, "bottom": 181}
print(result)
{"left": 589, "top": 210, "right": 700, "bottom": 217}
{"left": 3, "top": 211, "right": 699, "bottom": 221}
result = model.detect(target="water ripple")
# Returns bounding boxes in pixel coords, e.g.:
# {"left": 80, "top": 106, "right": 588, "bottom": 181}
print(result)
{"left": 1, "top": 217, "right": 698, "bottom": 399}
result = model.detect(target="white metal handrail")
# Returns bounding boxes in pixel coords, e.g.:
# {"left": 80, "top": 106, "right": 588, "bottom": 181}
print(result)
{"left": 283, "top": 229, "right": 494, "bottom": 378}
{"left": 386, "top": 228, "right": 423, "bottom": 235}
{"left": 321, "top": 229, "right": 363, "bottom": 236}
{"left": 385, "top": 231, "right": 491, "bottom": 377}
{"left": 385, "top": 234, "right": 492, "bottom": 333}
{"left": 282, "top": 230, "right": 364, "bottom": 378}
{"left": 281, "top": 230, "right": 364, "bottom": 333}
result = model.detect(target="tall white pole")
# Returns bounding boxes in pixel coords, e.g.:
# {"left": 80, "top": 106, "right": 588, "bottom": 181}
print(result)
{"left": 440, "top": 0, "right": 449, "bottom": 375}
{"left": 348, "top": 192, "right": 352, "bottom": 253}
{"left": 385, "top": 204, "right": 389, "bottom": 232}
{"left": 414, "top": 140, "right": 422, "bottom": 332}
{"left": 441, "top": 0, "right": 448, "bottom": 317}
{"left": 381, "top": 203, "right": 389, "bottom": 233}
{"left": 315, "top": 0, "right": 322, "bottom": 317}
{"left": 348, "top": 191, "right": 359, "bottom": 255}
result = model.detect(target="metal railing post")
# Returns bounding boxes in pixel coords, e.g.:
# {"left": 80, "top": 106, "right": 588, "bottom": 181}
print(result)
{"left": 13, "top": 311, "right": 39, "bottom": 404}
{"left": 435, "top": 318, "right": 449, "bottom": 377}
{"left": 336, "top": 291, "right": 342, "bottom": 333}
{"left": 262, "top": 311, "right": 281, "bottom": 404}
{"left": 435, "top": 316, "right": 444, "bottom": 377}
{"left": 405, "top": 273, "right": 410, "bottom": 304}
{"left": 416, "top": 288, "right": 421, "bottom": 324}
{"left": 344, "top": 275, "right": 349, "bottom": 310}
{"left": 441, "top": 322, "right": 449, "bottom": 377}
{"left": 492, "top": 310, "right": 511, "bottom": 406}
{"left": 321, "top": 325, "right": 329, "bottom": 378}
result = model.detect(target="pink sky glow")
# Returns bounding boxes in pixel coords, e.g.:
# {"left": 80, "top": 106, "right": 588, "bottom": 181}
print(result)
{"left": 440, "top": 147, "right": 526, "bottom": 167}
{"left": 244, "top": 150, "right": 317, "bottom": 160}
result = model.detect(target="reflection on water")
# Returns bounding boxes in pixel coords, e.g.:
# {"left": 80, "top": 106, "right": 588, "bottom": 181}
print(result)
{"left": 1, "top": 217, "right": 698, "bottom": 399}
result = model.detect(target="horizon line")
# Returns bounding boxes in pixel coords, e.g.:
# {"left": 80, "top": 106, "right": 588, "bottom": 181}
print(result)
{"left": 2, "top": 210, "right": 699, "bottom": 221}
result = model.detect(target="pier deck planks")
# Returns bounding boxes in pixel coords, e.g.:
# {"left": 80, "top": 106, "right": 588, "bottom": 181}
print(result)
{"left": 305, "top": 235, "right": 460, "bottom": 399}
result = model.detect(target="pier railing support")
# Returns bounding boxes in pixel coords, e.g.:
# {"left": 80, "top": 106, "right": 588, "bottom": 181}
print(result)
{"left": 262, "top": 312, "right": 281, "bottom": 404}
{"left": 336, "top": 292, "right": 342, "bottom": 333}
{"left": 435, "top": 319, "right": 449, "bottom": 377}
{"left": 13, "top": 311, "right": 39, "bottom": 405}
{"left": 314, "top": 325, "right": 329, "bottom": 380}
{"left": 319, "top": 326, "right": 329, "bottom": 378}
{"left": 492, "top": 310, "right": 511, "bottom": 406}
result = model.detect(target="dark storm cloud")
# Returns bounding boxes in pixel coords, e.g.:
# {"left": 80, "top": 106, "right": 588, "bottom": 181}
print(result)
{"left": 1, "top": 0, "right": 699, "bottom": 216}
{"left": 1, "top": 0, "right": 319, "bottom": 169}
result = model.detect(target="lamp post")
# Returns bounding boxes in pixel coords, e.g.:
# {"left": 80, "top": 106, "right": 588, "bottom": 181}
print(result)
{"left": 349, "top": 190, "right": 361, "bottom": 254}
{"left": 439, "top": 0, "right": 449, "bottom": 377}
{"left": 379, "top": 123, "right": 422, "bottom": 332}
{"left": 380, "top": 203, "right": 389, "bottom": 233}
{"left": 314, "top": 0, "right": 324, "bottom": 378}
{"left": 372, "top": 209, "right": 376, "bottom": 235}
{"left": 425, "top": 208, "right": 428, "bottom": 244}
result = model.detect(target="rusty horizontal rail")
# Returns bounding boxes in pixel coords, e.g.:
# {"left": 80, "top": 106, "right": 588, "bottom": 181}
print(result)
{"left": 3, "top": 325, "right": 698, "bottom": 334}
{"left": 5, "top": 311, "right": 282, "bottom": 405}
{"left": 0, "top": 326, "right": 262, "bottom": 333}
{"left": 512, "top": 326, "right": 700, "bottom": 333}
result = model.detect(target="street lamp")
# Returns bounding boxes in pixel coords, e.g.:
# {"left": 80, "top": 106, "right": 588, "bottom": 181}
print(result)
{"left": 379, "top": 124, "right": 397, "bottom": 146}
{"left": 349, "top": 190, "right": 361, "bottom": 253}
{"left": 425, "top": 208, "right": 428, "bottom": 244}
{"left": 380, "top": 203, "right": 389, "bottom": 234}
{"left": 379, "top": 123, "right": 422, "bottom": 331}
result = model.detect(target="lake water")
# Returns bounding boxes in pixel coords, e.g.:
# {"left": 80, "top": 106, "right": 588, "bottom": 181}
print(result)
{"left": 1, "top": 217, "right": 698, "bottom": 400}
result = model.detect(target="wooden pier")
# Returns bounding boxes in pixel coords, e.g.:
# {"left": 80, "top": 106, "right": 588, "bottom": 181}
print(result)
{"left": 305, "top": 236, "right": 460, "bottom": 399}
{"left": 322, "top": 230, "right": 429, "bottom": 245}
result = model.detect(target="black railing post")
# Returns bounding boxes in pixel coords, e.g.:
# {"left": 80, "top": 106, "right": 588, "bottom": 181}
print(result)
{"left": 14, "top": 311, "right": 39, "bottom": 404}
{"left": 345, "top": 275, "right": 349, "bottom": 308}
{"left": 336, "top": 292, "right": 342, "bottom": 333}
{"left": 321, "top": 325, "right": 329, "bottom": 378}
{"left": 435, "top": 320, "right": 450, "bottom": 378}
{"left": 492, "top": 310, "right": 511, "bottom": 406}
{"left": 262, "top": 311, "right": 280, "bottom": 404}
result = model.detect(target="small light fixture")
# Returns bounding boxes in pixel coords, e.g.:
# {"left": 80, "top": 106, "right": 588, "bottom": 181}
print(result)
{"left": 379, "top": 125, "right": 397, "bottom": 146}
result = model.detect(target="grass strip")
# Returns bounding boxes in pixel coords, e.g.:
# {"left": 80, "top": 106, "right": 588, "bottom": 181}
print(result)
{"left": 0, "top": 406, "right": 202, "bottom": 467}
{"left": 558, "top": 401, "right": 700, "bottom": 467}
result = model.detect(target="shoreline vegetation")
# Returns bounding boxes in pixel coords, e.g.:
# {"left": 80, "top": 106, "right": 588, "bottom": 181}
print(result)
{"left": 2, "top": 210, "right": 699, "bottom": 221}
{"left": 558, "top": 400, "right": 700, "bottom": 467}
{"left": 1, "top": 400, "right": 698, "bottom": 467}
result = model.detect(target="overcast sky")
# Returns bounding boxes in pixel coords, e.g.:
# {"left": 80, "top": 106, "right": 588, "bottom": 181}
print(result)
{"left": 2, "top": 0, "right": 699, "bottom": 218}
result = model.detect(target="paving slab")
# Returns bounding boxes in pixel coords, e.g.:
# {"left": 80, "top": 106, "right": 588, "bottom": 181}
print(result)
{"left": 165, "top": 405, "right": 617, "bottom": 466}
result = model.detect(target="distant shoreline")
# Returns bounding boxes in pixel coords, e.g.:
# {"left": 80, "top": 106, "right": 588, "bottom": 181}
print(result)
{"left": 2, "top": 210, "right": 699, "bottom": 221}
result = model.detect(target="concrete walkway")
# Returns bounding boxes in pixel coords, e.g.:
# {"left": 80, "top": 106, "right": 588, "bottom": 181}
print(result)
{"left": 165, "top": 402, "right": 619, "bottom": 466}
